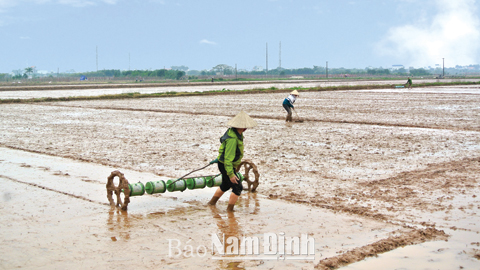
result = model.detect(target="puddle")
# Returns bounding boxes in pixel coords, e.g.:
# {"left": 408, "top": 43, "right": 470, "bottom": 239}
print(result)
{"left": 343, "top": 229, "right": 480, "bottom": 270}
{"left": 0, "top": 147, "right": 404, "bottom": 269}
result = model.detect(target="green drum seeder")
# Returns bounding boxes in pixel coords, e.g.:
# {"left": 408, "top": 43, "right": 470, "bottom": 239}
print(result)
{"left": 107, "top": 159, "right": 259, "bottom": 210}
{"left": 206, "top": 172, "right": 244, "bottom": 187}
{"left": 145, "top": 180, "right": 166, "bottom": 194}
{"left": 132, "top": 172, "right": 244, "bottom": 195}
{"left": 128, "top": 182, "right": 145, "bottom": 196}
{"left": 186, "top": 177, "right": 207, "bottom": 190}
{"left": 165, "top": 173, "right": 241, "bottom": 192}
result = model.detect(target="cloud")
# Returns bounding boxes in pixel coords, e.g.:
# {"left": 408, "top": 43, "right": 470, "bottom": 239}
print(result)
{"left": 0, "top": 0, "right": 16, "bottom": 12}
{"left": 376, "top": 0, "right": 480, "bottom": 67}
{"left": 0, "top": 0, "right": 117, "bottom": 10}
{"left": 58, "top": 0, "right": 97, "bottom": 7}
{"left": 199, "top": 39, "right": 217, "bottom": 45}
{"left": 101, "top": 0, "right": 118, "bottom": 4}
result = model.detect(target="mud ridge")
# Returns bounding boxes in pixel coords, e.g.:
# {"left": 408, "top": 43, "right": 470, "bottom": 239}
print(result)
{"left": 43, "top": 103, "right": 480, "bottom": 132}
{"left": 362, "top": 157, "right": 480, "bottom": 188}
{"left": 1, "top": 144, "right": 116, "bottom": 167}
{"left": 315, "top": 228, "right": 448, "bottom": 269}
{"left": 0, "top": 144, "right": 174, "bottom": 178}
{"left": 0, "top": 80, "right": 294, "bottom": 92}
{"left": 0, "top": 174, "right": 109, "bottom": 206}
{"left": 275, "top": 195, "right": 388, "bottom": 221}
{"left": 278, "top": 156, "right": 480, "bottom": 223}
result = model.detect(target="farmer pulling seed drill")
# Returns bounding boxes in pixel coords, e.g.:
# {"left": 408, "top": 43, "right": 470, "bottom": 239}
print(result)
{"left": 405, "top": 77, "right": 412, "bottom": 89}
{"left": 207, "top": 111, "right": 258, "bottom": 212}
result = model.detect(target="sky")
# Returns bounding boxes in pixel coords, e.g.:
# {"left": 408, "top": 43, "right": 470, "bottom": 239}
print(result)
{"left": 1, "top": 0, "right": 480, "bottom": 73}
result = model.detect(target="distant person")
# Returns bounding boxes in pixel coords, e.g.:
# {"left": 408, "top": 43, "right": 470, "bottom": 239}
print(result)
{"left": 208, "top": 111, "right": 258, "bottom": 212}
{"left": 282, "top": 90, "right": 299, "bottom": 122}
{"left": 406, "top": 77, "right": 412, "bottom": 89}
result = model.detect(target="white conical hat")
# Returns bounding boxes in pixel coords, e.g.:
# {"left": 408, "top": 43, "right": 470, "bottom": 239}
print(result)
{"left": 227, "top": 111, "right": 258, "bottom": 128}
{"left": 291, "top": 90, "right": 299, "bottom": 96}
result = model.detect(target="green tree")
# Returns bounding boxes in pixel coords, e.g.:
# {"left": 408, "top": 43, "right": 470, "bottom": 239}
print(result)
{"left": 175, "top": 71, "right": 185, "bottom": 80}
{"left": 212, "top": 64, "right": 233, "bottom": 75}
{"left": 409, "top": 68, "right": 430, "bottom": 76}
{"left": 171, "top": 65, "right": 189, "bottom": 71}
{"left": 24, "top": 67, "right": 34, "bottom": 77}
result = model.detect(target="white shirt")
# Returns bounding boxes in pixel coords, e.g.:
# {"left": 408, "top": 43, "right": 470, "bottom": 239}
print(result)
{"left": 286, "top": 94, "right": 296, "bottom": 105}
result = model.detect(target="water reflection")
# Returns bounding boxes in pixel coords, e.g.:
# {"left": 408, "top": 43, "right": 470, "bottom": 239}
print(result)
{"left": 209, "top": 205, "right": 243, "bottom": 269}
{"left": 240, "top": 192, "right": 260, "bottom": 214}
{"left": 208, "top": 193, "right": 260, "bottom": 269}
{"left": 209, "top": 206, "right": 241, "bottom": 242}
{"left": 107, "top": 207, "right": 131, "bottom": 240}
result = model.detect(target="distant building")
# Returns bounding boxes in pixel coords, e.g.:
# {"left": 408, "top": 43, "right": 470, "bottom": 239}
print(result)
{"left": 12, "top": 69, "right": 23, "bottom": 76}
{"left": 252, "top": 66, "right": 263, "bottom": 72}
{"left": 391, "top": 64, "right": 404, "bottom": 70}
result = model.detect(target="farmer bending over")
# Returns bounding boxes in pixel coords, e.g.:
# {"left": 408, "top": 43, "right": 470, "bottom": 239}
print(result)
{"left": 406, "top": 77, "right": 412, "bottom": 89}
{"left": 208, "top": 111, "right": 258, "bottom": 212}
{"left": 282, "top": 90, "right": 299, "bottom": 122}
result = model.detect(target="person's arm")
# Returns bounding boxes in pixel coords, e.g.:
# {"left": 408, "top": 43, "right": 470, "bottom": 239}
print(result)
{"left": 287, "top": 96, "right": 295, "bottom": 108}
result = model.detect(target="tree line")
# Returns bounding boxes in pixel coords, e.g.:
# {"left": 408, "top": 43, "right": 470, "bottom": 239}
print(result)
{"left": 77, "top": 69, "right": 186, "bottom": 80}
{"left": 1, "top": 64, "right": 468, "bottom": 81}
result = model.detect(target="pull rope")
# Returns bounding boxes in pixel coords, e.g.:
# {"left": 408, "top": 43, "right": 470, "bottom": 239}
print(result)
{"left": 167, "top": 159, "right": 218, "bottom": 187}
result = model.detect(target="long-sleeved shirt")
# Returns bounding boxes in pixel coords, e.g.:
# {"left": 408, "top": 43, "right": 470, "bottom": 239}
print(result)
{"left": 217, "top": 128, "right": 244, "bottom": 178}
{"left": 283, "top": 94, "right": 297, "bottom": 108}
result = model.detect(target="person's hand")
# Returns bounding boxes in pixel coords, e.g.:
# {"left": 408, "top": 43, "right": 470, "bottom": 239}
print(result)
{"left": 230, "top": 174, "right": 239, "bottom": 184}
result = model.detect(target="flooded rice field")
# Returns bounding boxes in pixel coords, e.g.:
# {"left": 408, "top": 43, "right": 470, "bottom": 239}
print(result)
{"left": 1, "top": 81, "right": 480, "bottom": 269}
{"left": 0, "top": 78, "right": 478, "bottom": 100}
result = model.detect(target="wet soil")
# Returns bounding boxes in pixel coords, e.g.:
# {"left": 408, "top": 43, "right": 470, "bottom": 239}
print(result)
{"left": 1, "top": 82, "right": 480, "bottom": 269}
{"left": 0, "top": 78, "right": 477, "bottom": 100}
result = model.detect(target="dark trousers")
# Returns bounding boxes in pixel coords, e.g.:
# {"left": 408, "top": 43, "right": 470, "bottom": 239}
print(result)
{"left": 283, "top": 103, "right": 292, "bottom": 116}
{"left": 218, "top": 162, "right": 243, "bottom": 196}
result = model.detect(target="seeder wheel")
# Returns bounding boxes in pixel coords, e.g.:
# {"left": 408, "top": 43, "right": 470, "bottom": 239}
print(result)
{"left": 237, "top": 160, "right": 260, "bottom": 192}
{"left": 106, "top": 170, "right": 130, "bottom": 211}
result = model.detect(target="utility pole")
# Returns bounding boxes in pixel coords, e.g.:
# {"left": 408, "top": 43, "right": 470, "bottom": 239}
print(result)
{"left": 442, "top": 58, "right": 445, "bottom": 78}
{"left": 279, "top": 41, "right": 281, "bottom": 69}
{"left": 266, "top": 42, "right": 268, "bottom": 78}
{"left": 96, "top": 46, "right": 98, "bottom": 72}
{"left": 326, "top": 61, "right": 328, "bottom": 79}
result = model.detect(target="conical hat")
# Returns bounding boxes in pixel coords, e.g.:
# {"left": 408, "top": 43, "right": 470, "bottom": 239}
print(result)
{"left": 227, "top": 111, "right": 258, "bottom": 128}
{"left": 291, "top": 90, "right": 299, "bottom": 96}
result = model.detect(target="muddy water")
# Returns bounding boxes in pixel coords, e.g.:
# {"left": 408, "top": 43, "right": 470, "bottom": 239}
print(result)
{"left": 1, "top": 83, "right": 480, "bottom": 269}
{"left": 0, "top": 147, "right": 401, "bottom": 269}
{"left": 343, "top": 229, "right": 480, "bottom": 270}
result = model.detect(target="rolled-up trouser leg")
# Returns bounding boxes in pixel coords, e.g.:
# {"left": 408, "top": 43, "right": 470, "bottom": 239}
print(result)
{"left": 283, "top": 103, "right": 292, "bottom": 121}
